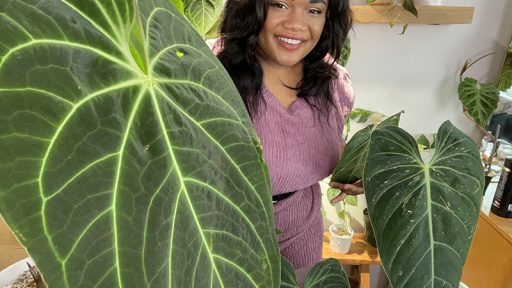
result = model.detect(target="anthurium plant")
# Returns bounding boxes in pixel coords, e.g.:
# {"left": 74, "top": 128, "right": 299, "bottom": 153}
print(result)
{"left": 332, "top": 115, "right": 483, "bottom": 287}
{"left": 0, "top": 0, "right": 348, "bottom": 287}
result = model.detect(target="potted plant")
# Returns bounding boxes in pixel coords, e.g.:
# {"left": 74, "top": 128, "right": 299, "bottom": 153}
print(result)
{"left": 326, "top": 190, "right": 358, "bottom": 254}
{"left": 0, "top": 1, "right": 484, "bottom": 288}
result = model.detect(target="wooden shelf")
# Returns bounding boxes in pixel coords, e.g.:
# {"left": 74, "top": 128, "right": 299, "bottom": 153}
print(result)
{"left": 352, "top": 5, "right": 474, "bottom": 24}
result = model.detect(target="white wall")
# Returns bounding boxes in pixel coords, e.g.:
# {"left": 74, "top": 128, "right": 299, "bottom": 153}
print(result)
{"left": 322, "top": 1, "right": 512, "bottom": 286}
{"left": 347, "top": 0, "right": 512, "bottom": 140}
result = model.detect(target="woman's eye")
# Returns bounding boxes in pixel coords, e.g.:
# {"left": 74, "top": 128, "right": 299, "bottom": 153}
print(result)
{"left": 270, "top": 2, "right": 287, "bottom": 9}
{"left": 308, "top": 8, "right": 322, "bottom": 14}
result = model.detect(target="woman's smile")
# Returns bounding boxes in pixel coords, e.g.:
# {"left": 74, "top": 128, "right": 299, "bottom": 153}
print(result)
{"left": 257, "top": 0, "right": 327, "bottom": 69}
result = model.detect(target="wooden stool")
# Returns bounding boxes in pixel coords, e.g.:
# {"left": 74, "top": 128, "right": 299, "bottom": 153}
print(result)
{"left": 322, "top": 232, "right": 381, "bottom": 288}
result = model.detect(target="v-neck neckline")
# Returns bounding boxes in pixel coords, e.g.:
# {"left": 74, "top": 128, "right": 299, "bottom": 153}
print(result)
{"left": 262, "top": 84, "right": 302, "bottom": 114}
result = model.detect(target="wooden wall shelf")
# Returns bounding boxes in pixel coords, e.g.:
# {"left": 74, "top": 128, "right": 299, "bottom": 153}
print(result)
{"left": 352, "top": 5, "right": 475, "bottom": 25}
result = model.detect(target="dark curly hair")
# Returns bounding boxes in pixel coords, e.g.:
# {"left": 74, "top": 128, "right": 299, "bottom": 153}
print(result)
{"left": 217, "top": 0, "right": 352, "bottom": 116}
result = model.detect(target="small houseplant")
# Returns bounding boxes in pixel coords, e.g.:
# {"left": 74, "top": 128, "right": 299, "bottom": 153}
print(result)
{"left": 326, "top": 190, "right": 358, "bottom": 254}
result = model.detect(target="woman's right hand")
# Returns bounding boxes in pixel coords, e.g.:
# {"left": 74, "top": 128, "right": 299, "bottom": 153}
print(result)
{"left": 328, "top": 180, "right": 364, "bottom": 204}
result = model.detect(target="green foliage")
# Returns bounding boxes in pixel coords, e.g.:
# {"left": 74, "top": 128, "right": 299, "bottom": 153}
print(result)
{"left": 364, "top": 121, "right": 483, "bottom": 287}
{"left": 458, "top": 77, "right": 500, "bottom": 129}
{"left": 303, "top": 259, "right": 350, "bottom": 288}
{"left": 401, "top": 0, "right": 418, "bottom": 17}
{"left": 182, "top": 0, "right": 225, "bottom": 37}
{"left": 0, "top": 0, "right": 283, "bottom": 286}
{"left": 416, "top": 134, "right": 431, "bottom": 151}
{"left": 339, "top": 37, "right": 351, "bottom": 67}
{"left": 281, "top": 258, "right": 350, "bottom": 288}
{"left": 344, "top": 195, "right": 358, "bottom": 207}
{"left": 332, "top": 111, "right": 403, "bottom": 184}
{"left": 497, "top": 46, "right": 512, "bottom": 91}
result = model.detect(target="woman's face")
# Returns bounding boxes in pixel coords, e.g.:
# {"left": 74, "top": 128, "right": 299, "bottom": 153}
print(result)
{"left": 257, "top": 0, "right": 328, "bottom": 70}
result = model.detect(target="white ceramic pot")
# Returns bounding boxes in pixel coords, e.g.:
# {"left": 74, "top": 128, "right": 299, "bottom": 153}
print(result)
{"left": 0, "top": 257, "right": 35, "bottom": 287}
{"left": 329, "top": 224, "right": 353, "bottom": 254}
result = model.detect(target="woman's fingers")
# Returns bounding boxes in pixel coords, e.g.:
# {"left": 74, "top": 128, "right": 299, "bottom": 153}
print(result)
{"left": 328, "top": 181, "right": 365, "bottom": 201}
{"left": 342, "top": 183, "right": 364, "bottom": 195}
{"left": 330, "top": 192, "right": 347, "bottom": 204}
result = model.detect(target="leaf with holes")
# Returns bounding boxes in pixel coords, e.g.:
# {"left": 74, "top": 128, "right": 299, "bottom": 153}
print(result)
{"left": 364, "top": 121, "right": 483, "bottom": 287}
{"left": 0, "top": 0, "right": 280, "bottom": 287}
{"left": 458, "top": 77, "right": 499, "bottom": 129}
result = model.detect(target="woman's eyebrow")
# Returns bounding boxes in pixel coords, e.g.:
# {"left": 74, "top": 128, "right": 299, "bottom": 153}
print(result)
{"left": 309, "top": 0, "right": 327, "bottom": 4}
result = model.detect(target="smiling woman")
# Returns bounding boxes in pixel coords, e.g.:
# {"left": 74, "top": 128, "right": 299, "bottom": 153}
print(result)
{"left": 216, "top": 0, "right": 361, "bottom": 277}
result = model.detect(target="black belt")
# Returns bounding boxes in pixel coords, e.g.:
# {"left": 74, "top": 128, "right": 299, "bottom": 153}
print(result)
{"left": 272, "top": 191, "right": 296, "bottom": 202}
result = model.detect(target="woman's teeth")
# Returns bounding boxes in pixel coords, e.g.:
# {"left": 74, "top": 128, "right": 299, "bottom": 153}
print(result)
{"left": 278, "top": 37, "right": 302, "bottom": 45}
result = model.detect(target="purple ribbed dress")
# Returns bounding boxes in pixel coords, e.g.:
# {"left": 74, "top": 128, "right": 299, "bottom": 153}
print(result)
{"left": 252, "top": 69, "right": 355, "bottom": 272}
{"left": 208, "top": 37, "right": 355, "bottom": 272}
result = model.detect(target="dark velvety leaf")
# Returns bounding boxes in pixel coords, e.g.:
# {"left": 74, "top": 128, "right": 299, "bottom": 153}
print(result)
{"left": 331, "top": 111, "right": 402, "bottom": 184}
{"left": 0, "top": 0, "right": 280, "bottom": 287}
{"left": 280, "top": 257, "right": 299, "bottom": 288}
{"left": 304, "top": 258, "right": 349, "bottom": 288}
{"left": 401, "top": 0, "right": 418, "bottom": 17}
{"left": 417, "top": 134, "right": 431, "bottom": 150}
{"left": 364, "top": 121, "right": 483, "bottom": 288}
{"left": 458, "top": 77, "right": 499, "bottom": 128}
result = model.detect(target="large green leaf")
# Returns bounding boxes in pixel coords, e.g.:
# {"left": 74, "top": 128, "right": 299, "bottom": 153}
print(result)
{"left": 183, "top": 0, "right": 224, "bottom": 37}
{"left": 458, "top": 77, "right": 499, "bottom": 129}
{"left": 364, "top": 121, "right": 483, "bottom": 287}
{"left": 332, "top": 111, "right": 402, "bottom": 184}
{"left": 0, "top": 0, "right": 280, "bottom": 287}
{"left": 303, "top": 259, "right": 349, "bottom": 288}
{"left": 280, "top": 258, "right": 349, "bottom": 288}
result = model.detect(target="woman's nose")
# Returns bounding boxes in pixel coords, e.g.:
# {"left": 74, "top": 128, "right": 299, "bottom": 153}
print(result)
{"left": 282, "top": 10, "right": 307, "bottom": 31}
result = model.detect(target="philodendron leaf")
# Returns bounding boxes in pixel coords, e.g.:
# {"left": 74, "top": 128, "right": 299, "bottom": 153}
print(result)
{"left": 458, "top": 77, "right": 499, "bottom": 128}
{"left": 401, "top": 0, "right": 418, "bottom": 17}
{"left": 183, "top": 0, "right": 224, "bottom": 37}
{"left": 326, "top": 188, "right": 341, "bottom": 203}
{"left": 280, "top": 257, "right": 299, "bottom": 288}
{"left": 303, "top": 258, "right": 350, "bottom": 288}
{"left": 280, "top": 258, "right": 349, "bottom": 288}
{"left": 0, "top": 1, "right": 280, "bottom": 287}
{"left": 345, "top": 195, "right": 358, "bottom": 207}
{"left": 364, "top": 121, "right": 483, "bottom": 288}
{"left": 416, "top": 134, "right": 431, "bottom": 151}
{"left": 332, "top": 111, "right": 402, "bottom": 184}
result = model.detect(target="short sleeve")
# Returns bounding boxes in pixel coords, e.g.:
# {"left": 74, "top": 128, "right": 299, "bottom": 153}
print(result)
{"left": 332, "top": 63, "right": 355, "bottom": 124}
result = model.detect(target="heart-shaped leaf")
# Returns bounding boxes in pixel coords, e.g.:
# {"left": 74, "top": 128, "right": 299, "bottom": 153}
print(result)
{"left": 0, "top": 0, "right": 279, "bottom": 287}
{"left": 280, "top": 258, "right": 349, "bottom": 288}
{"left": 458, "top": 77, "right": 499, "bottom": 129}
{"left": 364, "top": 121, "right": 483, "bottom": 287}
{"left": 303, "top": 258, "right": 349, "bottom": 288}
{"left": 332, "top": 111, "right": 402, "bottom": 184}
